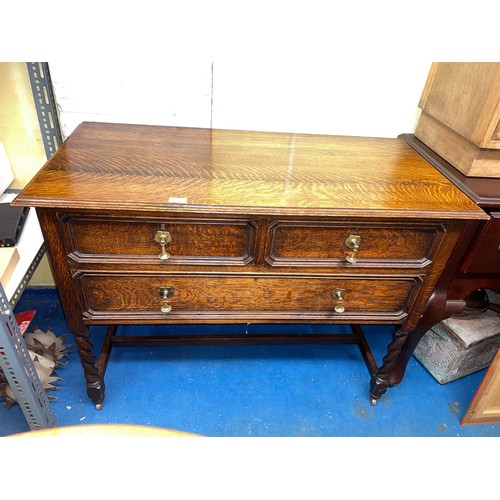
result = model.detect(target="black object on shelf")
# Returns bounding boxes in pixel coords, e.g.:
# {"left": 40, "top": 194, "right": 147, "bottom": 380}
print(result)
{"left": 0, "top": 204, "right": 29, "bottom": 247}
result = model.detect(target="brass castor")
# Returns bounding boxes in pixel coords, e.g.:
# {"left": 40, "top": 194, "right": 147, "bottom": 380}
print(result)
{"left": 370, "top": 397, "right": 377, "bottom": 406}
{"left": 96, "top": 403, "right": 103, "bottom": 410}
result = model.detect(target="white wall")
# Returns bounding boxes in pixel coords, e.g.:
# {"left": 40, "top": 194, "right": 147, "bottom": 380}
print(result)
{"left": 5, "top": 1, "right": 498, "bottom": 142}
{"left": 211, "top": 61, "right": 430, "bottom": 137}
{"left": 49, "top": 62, "right": 214, "bottom": 139}
{"left": 0, "top": 63, "right": 47, "bottom": 188}
{"left": 49, "top": 61, "right": 431, "bottom": 139}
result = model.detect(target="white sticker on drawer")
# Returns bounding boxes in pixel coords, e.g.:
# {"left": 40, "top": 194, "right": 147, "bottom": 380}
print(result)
{"left": 168, "top": 197, "right": 188, "bottom": 204}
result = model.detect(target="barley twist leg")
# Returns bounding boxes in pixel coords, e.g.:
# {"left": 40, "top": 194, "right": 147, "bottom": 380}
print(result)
{"left": 74, "top": 328, "right": 105, "bottom": 408}
{"left": 369, "top": 328, "right": 409, "bottom": 405}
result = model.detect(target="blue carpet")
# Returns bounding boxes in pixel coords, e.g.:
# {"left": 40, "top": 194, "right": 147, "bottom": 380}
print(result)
{"left": 1, "top": 288, "right": 499, "bottom": 437}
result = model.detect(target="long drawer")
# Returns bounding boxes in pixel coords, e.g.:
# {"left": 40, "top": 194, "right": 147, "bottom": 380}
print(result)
{"left": 76, "top": 273, "right": 422, "bottom": 323}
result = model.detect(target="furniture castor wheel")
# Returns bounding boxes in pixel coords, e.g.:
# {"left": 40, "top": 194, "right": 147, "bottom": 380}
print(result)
{"left": 370, "top": 397, "right": 377, "bottom": 406}
{"left": 96, "top": 403, "right": 103, "bottom": 410}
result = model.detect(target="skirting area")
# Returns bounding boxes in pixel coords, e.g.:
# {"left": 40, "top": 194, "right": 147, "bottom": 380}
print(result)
{"left": 1, "top": 288, "right": 499, "bottom": 437}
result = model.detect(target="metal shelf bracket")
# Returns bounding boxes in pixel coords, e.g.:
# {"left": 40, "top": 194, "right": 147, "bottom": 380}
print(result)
{"left": 26, "top": 62, "right": 63, "bottom": 159}
{"left": 0, "top": 283, "right": 57, "bottom": 430}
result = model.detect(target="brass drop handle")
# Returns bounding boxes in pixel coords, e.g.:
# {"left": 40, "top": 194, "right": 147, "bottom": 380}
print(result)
{"left": 332, "top": 288, "right": 347, "bottom": 313}
{"left": 159, "top": 286, "right": 174, "bottom": 313}
{"left": 345, "top": 234, "right": 361, "bottom": 263}
{"left": 154, "top": 230, "right": 172, "bottom": 260}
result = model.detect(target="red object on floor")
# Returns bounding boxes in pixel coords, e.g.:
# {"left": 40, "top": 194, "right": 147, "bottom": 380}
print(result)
{"left": 15, "top": 310, "right": 36, "bottom": 335}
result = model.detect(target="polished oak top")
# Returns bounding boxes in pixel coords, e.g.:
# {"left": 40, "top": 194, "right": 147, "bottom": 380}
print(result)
{"left": 400, "top": 134, "right": 500, "bottom": 208}
{"left": 14, "top": 122, "right": 487, "bottom": 219}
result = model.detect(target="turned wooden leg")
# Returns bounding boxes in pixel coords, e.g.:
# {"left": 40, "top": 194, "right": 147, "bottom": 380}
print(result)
{"left": 369, "top": 327, "right": 409, "bottom": 404}
{"left": 73, "top": 328, "right": 105, "bottom": 408}
{"left": 369, "top": 288, "right": 468, "bottom": 405}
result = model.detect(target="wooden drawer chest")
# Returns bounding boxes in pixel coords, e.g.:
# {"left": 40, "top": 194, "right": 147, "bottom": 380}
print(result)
{"left": 13, "top": 123, "right": 487, "bottom": 408}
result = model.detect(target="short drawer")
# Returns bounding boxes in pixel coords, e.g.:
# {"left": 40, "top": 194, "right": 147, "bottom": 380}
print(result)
{"left": 462, "top": 213, "right": 500, "bottom": 274}
{"left": 266, "top": 221, "right": 442, "bottom": 268}
{"left": 77, "top": 272, "right": 422, "bottom": 323}
{"left": 61, "top": 214, "right": 257, "bottom": 266}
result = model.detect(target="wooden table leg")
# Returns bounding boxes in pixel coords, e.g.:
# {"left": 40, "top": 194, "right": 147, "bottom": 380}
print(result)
{"left": 97, "top": 325, "right": 116, "bottom": 379}
{"left": 74, "top": 327, "right": 105, "bottom": 409}
{"left": 369, "top": 288, "right": 468, "bottom": 404}
{"left": 369, "top": 327, "right": 409, "bottom": 404}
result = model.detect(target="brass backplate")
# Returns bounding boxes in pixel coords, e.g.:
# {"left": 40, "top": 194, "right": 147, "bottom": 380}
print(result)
{"left": 159, "top": 286, "right": 174, "bottom": 298}
{"left": 155, "top": 230, "right": 172, "bottom": 245}
{"left": 344, "top": 234, "right": 361, "bottom": 250}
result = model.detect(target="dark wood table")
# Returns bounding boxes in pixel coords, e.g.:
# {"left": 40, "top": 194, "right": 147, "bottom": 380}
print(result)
{"left": 13, "top": 123, "right": 487, "bottom": 408}
{"left": 401, "top": 134, "right": 500, "bottom": 316}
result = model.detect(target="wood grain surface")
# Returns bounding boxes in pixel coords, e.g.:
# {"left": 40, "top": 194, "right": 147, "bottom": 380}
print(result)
{"left": 415, "top": 112, "right": 500, "bottom": 177}
{"left": 418, "top": 62, "right": 500, "bottom": 149}
{"left": 77, "top": 273, "right": 420, "bottom": 321}
{"left": 267, "top": 221, "right": 440, "bottom": 265}
{"left": 14, "top": 123, "right": 492, "bottom": 405}
{"left": 65, "top": 214, "right": 255, "bottom": 262}
{"left": 399, "top": 134, "right": 500, "bottom": 206}
{"left": 13, "top": 122, "right": 485, "bottom": 219}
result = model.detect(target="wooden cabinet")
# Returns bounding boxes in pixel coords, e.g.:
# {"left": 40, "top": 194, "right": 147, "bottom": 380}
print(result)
{"left": 415, "top": 63, "right": 500, "bottom": 177}
{"left": 462, "top": 347, "right": 500, "bottom": 425}
{"left": 13, "top": 123, "right": 487, "bottom": 408}
{"left": 461, "top": 213, "right": 500, "bottom": 274}
{"left": 402, "top": 134, "right": 500, "bottom": 284}
{"left": 401, "top": 136, "right": 500, "bottom": 417}
{"left": 418, "top": 63, "right": 500, "bottom": 149}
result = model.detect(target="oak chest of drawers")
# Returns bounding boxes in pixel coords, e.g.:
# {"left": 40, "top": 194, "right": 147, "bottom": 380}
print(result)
{"left": 13, "top": 123, "right": 487, "bottom": 407}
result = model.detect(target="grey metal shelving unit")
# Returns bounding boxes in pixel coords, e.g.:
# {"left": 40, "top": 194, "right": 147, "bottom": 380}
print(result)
{"left": 0, "top": 280, "right": 56, "bottom": 429}
{"left": 0, "top": 62, "right": 62, "bottom": 430}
